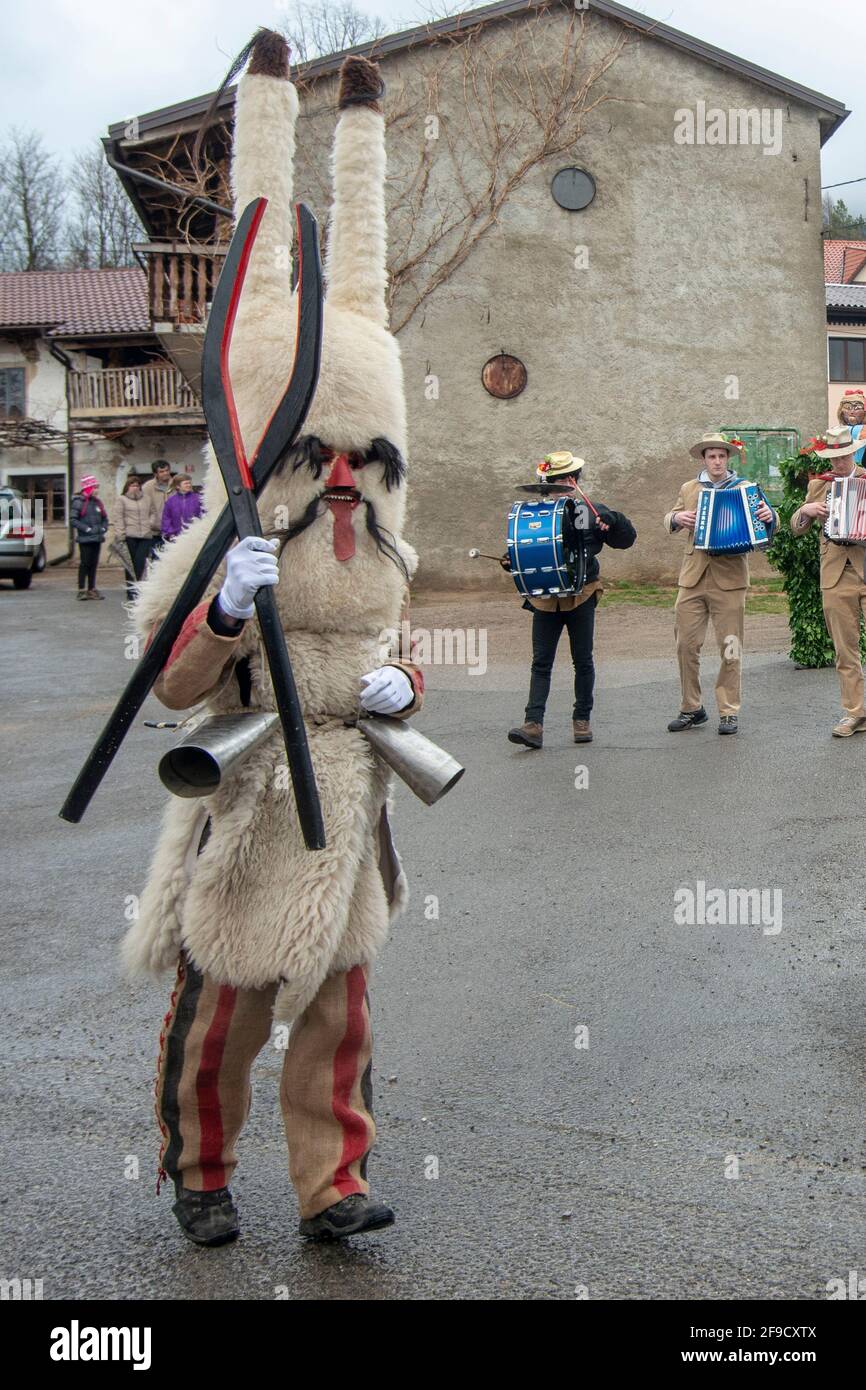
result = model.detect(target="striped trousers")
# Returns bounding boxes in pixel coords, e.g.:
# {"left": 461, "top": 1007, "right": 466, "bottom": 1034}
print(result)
{"left": 155, "top": 954, "right": 376, "bottom": 1220}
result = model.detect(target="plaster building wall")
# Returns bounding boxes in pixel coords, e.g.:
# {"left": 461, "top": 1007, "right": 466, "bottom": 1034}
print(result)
{"left": 290, "top": 8, "right": 830, "bottom": 586}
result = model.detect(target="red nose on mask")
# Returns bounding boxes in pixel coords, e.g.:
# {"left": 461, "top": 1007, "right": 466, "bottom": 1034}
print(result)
{"left": 326, "top": 453, "right": 356, "bottom": 490}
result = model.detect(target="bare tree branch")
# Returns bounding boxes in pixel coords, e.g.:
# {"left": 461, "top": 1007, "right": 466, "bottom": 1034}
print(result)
{"left": 0, "top": 127, "right": 66, "bottom": 270}
{"left": 65, "top": 143, "right": 144, "bottom": 267}
{"left": 385, "top": 9, "right": 632, "bottom": 333}
{"left": 277, "top": 1, "right": 389, "bottom": 63}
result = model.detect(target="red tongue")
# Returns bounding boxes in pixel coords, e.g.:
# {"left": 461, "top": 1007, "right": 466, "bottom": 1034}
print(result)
{"left": 325, "top": 453, "right": 358, "bottom": 561}
{"left": 329, "top": 498, "right": 356, "bottom": 560}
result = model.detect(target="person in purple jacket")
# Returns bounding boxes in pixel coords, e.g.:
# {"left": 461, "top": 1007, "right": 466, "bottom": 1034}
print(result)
{"left": 161, "top": 474, "right": 204, "bottom": 541}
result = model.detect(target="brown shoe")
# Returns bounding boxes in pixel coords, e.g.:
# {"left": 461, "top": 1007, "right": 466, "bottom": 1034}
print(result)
{"left": 832, "top": 715, "right": 866, "bottom": 737}
{"left": 573, "top": 720, "right": 593, "bottom": 743}
{"left": 507, "top": 721, "right": 543, "bottom": 749}
{"left": 87, "top": 589, "right": 106, "bottom": 600}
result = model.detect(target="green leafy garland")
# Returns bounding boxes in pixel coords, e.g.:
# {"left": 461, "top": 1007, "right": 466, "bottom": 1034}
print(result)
{"left": 767, "top": 451, "right": 866, "bottom": 667}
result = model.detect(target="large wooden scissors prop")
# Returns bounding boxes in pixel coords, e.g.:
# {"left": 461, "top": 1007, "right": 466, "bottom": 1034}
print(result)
{"left": 61, "top": 199, "right": 326, "bottom": 850}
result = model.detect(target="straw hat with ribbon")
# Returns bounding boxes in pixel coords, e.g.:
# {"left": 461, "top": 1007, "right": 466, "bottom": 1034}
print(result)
{"left": 536, "top": 450, "right": 586, "bottom": 479}
{"left": 688, "top": 432, "right": 743, "bottom": 461}
{"left": 809, "top": 426, "right": 864, "bottom": 460}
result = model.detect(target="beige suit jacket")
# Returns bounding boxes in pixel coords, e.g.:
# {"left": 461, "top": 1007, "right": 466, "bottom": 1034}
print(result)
{"left": 664, "top": 478, "right": 777, "bottom": 591}
{"left": 790, "top": 467, "right": 866, "bottom": 590}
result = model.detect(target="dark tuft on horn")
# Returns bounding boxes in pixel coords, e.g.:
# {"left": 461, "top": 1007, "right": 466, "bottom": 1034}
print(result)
{"left": 338, "top": 56, "right": 384, "bottom": 112}
{"left": 248, "top": 29, "right": 290, "bottom": 78}
{"left": 193, "top": 29, "right": 291, "bottom": 169}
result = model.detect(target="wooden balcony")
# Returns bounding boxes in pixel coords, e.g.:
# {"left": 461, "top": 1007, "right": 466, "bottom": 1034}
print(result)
{"left": 136, "top": 242, "right": 227, "bottom": 327}
{"left": 68, "top": 364, "right": 204, "bottom": 427}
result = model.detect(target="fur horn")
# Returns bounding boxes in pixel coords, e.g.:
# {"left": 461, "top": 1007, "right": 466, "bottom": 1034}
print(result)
{"left": 325, "top": 57, "right": 388, "bottom": 327}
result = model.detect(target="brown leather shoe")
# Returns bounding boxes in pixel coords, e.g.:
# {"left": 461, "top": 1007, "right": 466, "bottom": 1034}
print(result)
{"left": 507, "top": 721, "right": 543, "bottom": 749}
{"left": 573, "top": 720, "right": 593, "bottom": 743}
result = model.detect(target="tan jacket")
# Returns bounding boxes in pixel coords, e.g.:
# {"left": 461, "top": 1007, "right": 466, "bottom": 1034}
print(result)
{"left": 664, "top": 478, "right": 777, "bottom": 592}
{"left": 790, "top": 466, "right": 866, "bottom": 590}
{"left": 142, "top": 477, "right": 173, "bottom": 534}
{"left": 114, "top": 493, "right": 152, "bottom": 541}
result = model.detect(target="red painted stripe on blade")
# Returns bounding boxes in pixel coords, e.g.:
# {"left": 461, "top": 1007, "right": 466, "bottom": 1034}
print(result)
{"left": 331, "top": 966, "right": 369, "bottom": 1196}
{"left": 160, "top": 600, "right": 210, "bottom": 669}
{"left": 249, "top": 203, "right": 305, "bottom": 471}
{"left": 196, "top": 984, "right": 236, "bottom": 1190}
{"left": 220, "top": 198, "right": 268, "bottom": 492}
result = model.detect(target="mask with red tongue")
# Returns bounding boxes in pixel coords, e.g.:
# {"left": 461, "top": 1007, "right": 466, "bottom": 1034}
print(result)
{"left": 324, "top": 452, "right": 360, "bottom": 561}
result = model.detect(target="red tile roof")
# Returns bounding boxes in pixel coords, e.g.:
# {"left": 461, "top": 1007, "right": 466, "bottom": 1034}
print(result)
{"left": 0, "top": 268, "right": 148, "bottom": 336}
{"left": 824, "top": 239, "right": 866, "bottom": 284}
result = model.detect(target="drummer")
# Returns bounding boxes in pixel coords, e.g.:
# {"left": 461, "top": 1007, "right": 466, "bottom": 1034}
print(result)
{"left": 503, "top": 450, "right": 637, "bottom": 748}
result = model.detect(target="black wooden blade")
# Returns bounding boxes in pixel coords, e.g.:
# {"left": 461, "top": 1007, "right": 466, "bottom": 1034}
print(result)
{"left": 59, "top": 203, "right": 323, "bottom": 824}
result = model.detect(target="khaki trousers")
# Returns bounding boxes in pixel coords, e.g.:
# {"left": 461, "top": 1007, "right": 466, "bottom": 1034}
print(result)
{"left": 155, "top": 953, "right": 375, "bottom": 1220}
{"left": 674, "top": 572, "right": 746, "bottom": 716}
{"left": 822, "top": 558, "right": 866, "bottom": 718}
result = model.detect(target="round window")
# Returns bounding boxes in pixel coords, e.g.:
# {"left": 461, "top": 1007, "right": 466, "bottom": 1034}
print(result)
{"left": 551, "top": 167, "right": 596, "bottom": 211}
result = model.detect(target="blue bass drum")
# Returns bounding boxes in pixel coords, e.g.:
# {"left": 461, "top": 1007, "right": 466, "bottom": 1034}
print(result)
{"left": 507, "top": 496, "right": 588, "bottom": 597}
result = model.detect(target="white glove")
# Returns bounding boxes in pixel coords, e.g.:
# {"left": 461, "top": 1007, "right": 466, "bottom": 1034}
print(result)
{"left": 359, "top": 666, "right": 414, "bottom": 716}
{"left": 218, "top": 536, "right": 280, "bottom": 619}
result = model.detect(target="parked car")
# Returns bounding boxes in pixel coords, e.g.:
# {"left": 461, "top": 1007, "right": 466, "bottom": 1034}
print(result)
{"left": 0, "top": 487, "right": 47, "bottom": 589}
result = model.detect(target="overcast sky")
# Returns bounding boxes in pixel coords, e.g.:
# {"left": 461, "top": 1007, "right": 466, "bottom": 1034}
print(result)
{"left": 1, "top": 0, "right": 864, "bottom": 213}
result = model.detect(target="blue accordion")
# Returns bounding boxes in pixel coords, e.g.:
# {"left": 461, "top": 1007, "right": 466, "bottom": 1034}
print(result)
{"left": 507, "top": 496, "right": 589, "bottom": 597}
{"left": 693, "top": 483, "right": 770, "bottom": 555}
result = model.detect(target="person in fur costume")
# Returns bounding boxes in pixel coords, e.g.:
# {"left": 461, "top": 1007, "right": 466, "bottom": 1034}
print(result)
{"left": 123, "top": 30, "right": 425, "bottom": 1245}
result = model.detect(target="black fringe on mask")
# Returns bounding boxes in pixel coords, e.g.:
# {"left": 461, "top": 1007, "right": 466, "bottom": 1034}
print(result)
{"left": 363, "top": 500, "right": 410, "bottom": 582}
{"left": 271, "top": 492, "right": 409, "bottom": 581}
{"left": 271, "top": 494, "right": 323, "bottom": 559}
{"left": 365, "top": 437, "right": 406, "bottom": 491}
{"left": 286, "top": 435, "right": 328, "bottom": 481}
{"left": 280, "top": 435, "right": 406, "bottom": 491}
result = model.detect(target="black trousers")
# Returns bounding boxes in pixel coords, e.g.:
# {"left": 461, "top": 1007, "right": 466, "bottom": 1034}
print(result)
{"left": 525, "top": 594, "right": 597, "bottom": 724}
{"left": 125, "top": 536, "right": 151, "bottom": 597}
{"left": 77, "top": 542, "right": 101, "bottom": 591}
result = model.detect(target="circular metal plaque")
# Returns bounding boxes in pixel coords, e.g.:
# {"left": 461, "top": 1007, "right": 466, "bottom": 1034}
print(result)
{"left": 481, "top": 353, "right": 527, "bottom": 399}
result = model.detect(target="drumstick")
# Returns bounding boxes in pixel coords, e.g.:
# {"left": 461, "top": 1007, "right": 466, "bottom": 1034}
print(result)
{"left": 468, "top": 548, "right": 505, "bottom": 562}
{"left": 573, "top": 483, "right": 602, "bottom": 522}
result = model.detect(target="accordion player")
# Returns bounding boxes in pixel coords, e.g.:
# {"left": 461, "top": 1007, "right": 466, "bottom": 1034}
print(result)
{"left": 693, "top": 482, "right": 773, "bottom": 555}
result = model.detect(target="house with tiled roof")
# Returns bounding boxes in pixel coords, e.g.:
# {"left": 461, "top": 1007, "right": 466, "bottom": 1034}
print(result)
{"left": 824, "top": 241, "right": 866, "bottom": 425}
{"left": 0, "top": 267, "right": 206, "bottom": 555}
{"left": 823, "top": 240, "right": 866, "bottom": 285}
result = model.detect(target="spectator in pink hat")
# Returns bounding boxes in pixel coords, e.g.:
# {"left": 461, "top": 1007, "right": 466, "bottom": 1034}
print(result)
{"left": 71, "top": 475, "right": 109, "bottom": 599}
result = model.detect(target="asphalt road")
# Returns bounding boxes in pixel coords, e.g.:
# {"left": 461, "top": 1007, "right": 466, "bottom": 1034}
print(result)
{"left": 1, "top": 580, "right": 864, "bottom": 1301}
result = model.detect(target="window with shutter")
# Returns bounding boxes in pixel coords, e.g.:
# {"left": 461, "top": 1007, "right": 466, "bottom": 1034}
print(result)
{"left": 0, "top": 367, "right": 26, "bottom": 419}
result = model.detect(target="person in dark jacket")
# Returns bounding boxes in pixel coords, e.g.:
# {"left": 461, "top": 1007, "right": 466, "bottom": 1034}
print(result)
{"left": 71, "top": 475, "right": 109, "bottom": 600}
{"left": 504, "top": 450, "right": 637, "bottom": 747}
{"left": 160, "top": 474, "right": 203, "bottom": 541}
